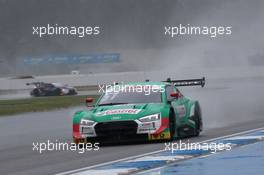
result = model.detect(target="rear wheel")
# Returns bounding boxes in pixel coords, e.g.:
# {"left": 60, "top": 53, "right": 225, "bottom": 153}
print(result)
{"left": 193, "top": 103, "right": 202, "bottom": 136}
{"left": 169, "top": 109, "right": 176, "bottom": 140}
{"left": 31, "top": 89, "right": 40, "bottom": 97}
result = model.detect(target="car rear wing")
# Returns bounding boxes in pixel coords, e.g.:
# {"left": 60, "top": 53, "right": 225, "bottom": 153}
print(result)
{"left": 164, "top": 77, "right": 205, "bottom": 87}
{"left": 26, "top": 82, "right": 44, "bottom": 86}
{"left": 26, "top": 82, "right": 45, "bottom": 87}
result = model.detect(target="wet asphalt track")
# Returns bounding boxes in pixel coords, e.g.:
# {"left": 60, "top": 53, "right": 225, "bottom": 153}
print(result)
{"left": 0, "top": 77, "right": 264, "bottom": 175}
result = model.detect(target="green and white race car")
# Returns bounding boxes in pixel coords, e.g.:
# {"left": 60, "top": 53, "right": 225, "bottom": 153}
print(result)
{"left": 73, "top": 77, "right": 205, "bottom": 143}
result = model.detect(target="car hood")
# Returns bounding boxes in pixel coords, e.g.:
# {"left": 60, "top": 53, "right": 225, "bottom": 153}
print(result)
{"left": 75, "top": 103, "right": 167, "bottom": 123}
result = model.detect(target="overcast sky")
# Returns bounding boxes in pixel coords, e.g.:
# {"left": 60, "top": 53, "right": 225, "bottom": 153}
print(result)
{"left": 0, "top": 0, "right": 263, "bottom": 75}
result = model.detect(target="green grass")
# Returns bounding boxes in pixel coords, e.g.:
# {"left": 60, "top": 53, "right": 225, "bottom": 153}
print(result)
{"left": 0, "top": 95, "right": 99, "bottom": 116}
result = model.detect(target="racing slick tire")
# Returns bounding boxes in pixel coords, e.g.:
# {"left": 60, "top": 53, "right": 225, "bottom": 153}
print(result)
{"left": 54, "top": 88, "right": 62, "bottom": 96}
{"left": 169, "top": 108, "right": 176, "bottom": 140}
{"left": 31, "top": 89, "right": 41, "bottom": 97}
{"left": 193, "top": 102, "right": 202, "bottom": 137}
{"left": 68, "top": 89, "right": 77, "bottom": 95}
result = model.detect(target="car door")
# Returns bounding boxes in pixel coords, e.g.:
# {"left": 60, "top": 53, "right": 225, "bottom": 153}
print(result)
{"left": 166, "top": 85, "right": 188, "bottom": 123}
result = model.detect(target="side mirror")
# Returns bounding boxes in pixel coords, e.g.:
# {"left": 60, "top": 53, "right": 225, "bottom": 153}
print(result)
{"left": 85, "top": 97, "right": 94, "bottom": 107}
{"left": 170, "top": 92, "right": 179, "bottom": 99}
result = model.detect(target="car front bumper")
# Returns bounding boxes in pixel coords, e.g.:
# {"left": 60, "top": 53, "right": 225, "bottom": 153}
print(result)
{"left": 73, "top": 118, "right": 171, "bottom": 143}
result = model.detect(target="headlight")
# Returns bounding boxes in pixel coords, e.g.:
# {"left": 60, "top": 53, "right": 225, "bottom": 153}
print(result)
{"left": 139, "top": 113, "right": 160, "bottom": 123}
{"left": 80, "top": 119, "right": 95, "bottom": 126}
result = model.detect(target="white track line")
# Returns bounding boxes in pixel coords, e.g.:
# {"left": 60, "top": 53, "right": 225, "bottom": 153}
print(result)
{"left": 56, "top": 127, "right": 264, "bottom": 175}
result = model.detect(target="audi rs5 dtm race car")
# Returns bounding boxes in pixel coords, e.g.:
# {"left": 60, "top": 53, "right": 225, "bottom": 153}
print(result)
{"left": 73, "top": 77, "right": 205, "bottom": 144}
{"left": 26, "top": 82, "right": 77, "bottom": 97}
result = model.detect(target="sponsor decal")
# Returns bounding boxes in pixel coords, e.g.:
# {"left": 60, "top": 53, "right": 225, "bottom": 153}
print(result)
{"left": 149, "top": 131, "right": 171, "bottom": 140}
{"left": 111, "top": 116, "right": 122, "bottom": 120}
{"left": 96, "top": 109, "right": 141, "bottom": 116}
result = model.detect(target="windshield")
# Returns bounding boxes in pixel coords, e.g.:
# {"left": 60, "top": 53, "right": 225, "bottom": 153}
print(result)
{"left": 98, "top": 91, "right": 162, "bottom": 105}
{"left": 43, "top": 84, "right": 55, "bottom": 88}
